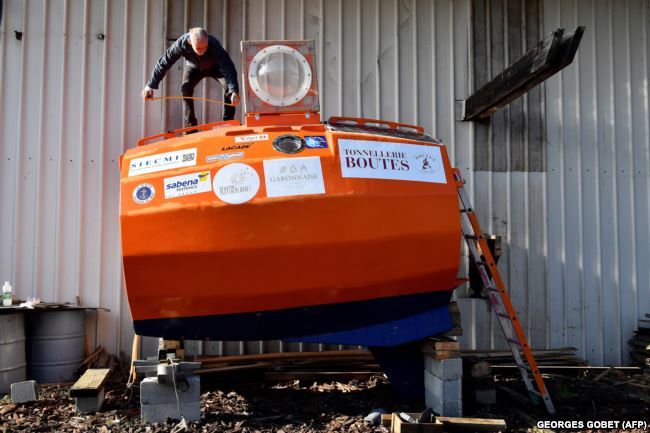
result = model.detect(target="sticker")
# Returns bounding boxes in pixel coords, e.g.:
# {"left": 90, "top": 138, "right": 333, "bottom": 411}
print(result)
{"left": 305, "top": 136, "right": 328, "bottom": 148}
{"left": 213, "top": 163, "right": 260, "bottom": 204}
{"left": 128, "top": 148, "right": 197, "bottom": 176}
{"left": 222, "top": 145, "right": 250, "bottom": 151}
{"left": 164, "top": 171, "right": 212, "bottom": 199}
{"left": 338, "top": 139, "right": 446, "bottom": 184}
{"left": 263, "top": 157, "right": 326, "bottom": 198}
{"left": 206, "top": 152, "right": 245, "bottom": 162}
{"left": 132, "top": 183, "right": 155, "bottom": 204}
{"left": 234, "top": 133, "right": 268, "bottom": 143}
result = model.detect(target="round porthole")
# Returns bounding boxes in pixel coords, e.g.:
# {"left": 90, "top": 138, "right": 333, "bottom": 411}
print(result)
{"left": 248, "top": 45, "right": 313, "bottom": 107}
{"left": 273, "top": 135, "right": 306, "bottom": 154}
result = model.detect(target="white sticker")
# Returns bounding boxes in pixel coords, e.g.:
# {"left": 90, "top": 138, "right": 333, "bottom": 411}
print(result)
{"left": 234, "top": 133, "right": 268, "bottom": 143}
{"left": 164, "top": 171, "right": 212, "bottom": 199}
{"left": 213, "top": 163, "right": 260, "bottom": 204}
{"left": 338, "top": 139, "right": 446, "bottom": 184}
{"left": 206, "top": 152, "right": 245, "bottom": 162}
{"left": 132, "top": 183, "right": 155, "bottom": 204}
{"left": 263, "top": 157, "right": 326, "bottom": 198}
{"left": 128, "top": 148, "right": 197, "bottom": 176}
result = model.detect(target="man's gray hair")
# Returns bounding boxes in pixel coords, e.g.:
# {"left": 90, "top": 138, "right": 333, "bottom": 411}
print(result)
{"left": 189, "top": 27, "right": 208, "bottom": 41}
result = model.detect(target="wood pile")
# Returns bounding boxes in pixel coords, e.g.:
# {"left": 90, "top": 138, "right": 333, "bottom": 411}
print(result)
{"left": 461, "top": 347, "right": 588, "bottom": 368}
{"left": 628, "top": 313, "right": 650, "bottom": 369}
{"left": 75, "top": 345, "right": 120, "bottom": 376}
{"left": 194, "top": 349, "right": 383, "bottom": 382}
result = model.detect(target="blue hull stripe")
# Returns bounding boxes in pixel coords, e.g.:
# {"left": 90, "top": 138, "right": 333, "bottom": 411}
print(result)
{"left": 133, "top": 290, "right": 453, "bottom": 346}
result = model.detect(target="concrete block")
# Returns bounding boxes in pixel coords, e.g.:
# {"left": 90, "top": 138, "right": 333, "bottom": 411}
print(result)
{"left": 424, "top": 357, "right": 462, "bottom": 380}
{"left": 141, "top": 401, "right": 201, "bottom": 424}
{"left": 10, "top": 380, "right": 37, "bottom": 404}
{"left": 425, "top": 391, "right": 462, "bottom": 417}
{"left": 475, "top": 388, "right": 497, "bottom": 405}
{"left": 75, "top": 388, "right": 105, "bottom": 413}
{"left": 140, "top": 376, "right": 200, "bottom": 405}
{"left": 424, "top": 371, "right": 462, "bottom": 401}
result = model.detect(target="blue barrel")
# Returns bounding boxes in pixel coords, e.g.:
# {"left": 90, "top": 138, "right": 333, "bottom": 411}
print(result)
{"left": 29, "top": 310, "right": 85, "bottom": 383}
{"left": 0, "top": 312, "right": 27, "bottom": 393}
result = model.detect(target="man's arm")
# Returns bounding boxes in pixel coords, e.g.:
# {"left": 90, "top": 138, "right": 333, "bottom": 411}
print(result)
{"left": 214, "top": 41, "right": 239, "bottom": 95}
{"left": 146, "top": 36, "right": 186, "bottom": 90}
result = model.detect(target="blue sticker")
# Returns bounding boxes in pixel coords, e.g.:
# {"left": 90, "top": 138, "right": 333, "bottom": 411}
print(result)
{"left": 132, "top": 183, "right": 155, "bottom": 204}
{"left": 305, "top": 136, "right": 328, "bottom": 149}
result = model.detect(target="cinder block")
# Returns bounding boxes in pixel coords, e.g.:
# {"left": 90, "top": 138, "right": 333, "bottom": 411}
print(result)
{"left": 424, "top": 357, "right": 462, "bottom": 380}
{"left": 141, "top": 401, "right": 201, "bottom": 424}
{"left": 10, "top": 380, "right": 37, "bottom": 404}
{"left": 140, "top": 376, "right": 200, "bottom": 405}
{"left": 425, "top": 391, "right": 463, "bottom": 417}
{"left": 424, "top": 371, "right": 462, "bottom": 401}
{"left": 76, "top": 388, "right": 105, "bottom": 413}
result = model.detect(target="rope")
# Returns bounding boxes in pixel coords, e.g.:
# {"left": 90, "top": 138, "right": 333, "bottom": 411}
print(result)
{"left": 145, "top": 95, "right": 237, "bottom": 107}
{"left": 170, "top": 359, "right": 189, "bottom": 432}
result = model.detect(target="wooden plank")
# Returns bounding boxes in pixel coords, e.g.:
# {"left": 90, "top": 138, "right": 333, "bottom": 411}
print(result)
{"left": 196, "top": 362, "right": 274, "bottom": 374}
{"left": 264, "top": 371, "right": 381, "bottom": 382}
{"left": 464, "top": 27, "right": 564, "bottom": 120}
{"left": 69, "top": 368, "right": 111, "bottom": 398}
{"left": 465, "top": 26, "right": 585, "bottom": 122}
{"left": 461, "top": 347, "right": 577, "bottom": 358}
{"left": 491, "top": 365, "right": 641, "bottom": 371}
{"left": 436, "top": 416, "right": 507, "bottom": 432}
{"left": 391, "top": 413, "right": 443, "bottom": 433}
{"left": 421, "top": 338, "right": 460, "bottom": 352}
{"left": 422, "top": 348, "right": 461, "bottom": 359}
{"left": 196, "top": 349, "right": 372, "bottom": 364}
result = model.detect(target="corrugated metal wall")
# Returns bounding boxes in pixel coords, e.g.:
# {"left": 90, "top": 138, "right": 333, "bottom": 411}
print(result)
{"left": 1, "top": 0, "right": 648, "bottom": 364}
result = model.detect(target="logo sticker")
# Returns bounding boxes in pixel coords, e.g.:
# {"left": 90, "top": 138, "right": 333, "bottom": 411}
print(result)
{"left": 263, "top": 157, "right": 326, "bottom": 198}
{"left": 305, "top": 136, "right": 328, "bottom": 148}
{"left": 132, "top": 183, "right": 155, "bottom": 204}
{"left": 164, "top": 171, "right": 212, "bottom": 199}
{"left": 128, "top": 148, "right": 197, "bottom": 176}
{"left": 338, "top": 139, "right": 446, "bottom": 184}
{"left": 206, "top": 152, "right": 245, "bottom": 162}
{"left": 222, "top": 145, "right": 250, "bottom": 151}
{"left": 213, "top": 163, "right": 260, "bottom": 204}
{"left": 234, "top": 134, "right": 268, "bottom": 143}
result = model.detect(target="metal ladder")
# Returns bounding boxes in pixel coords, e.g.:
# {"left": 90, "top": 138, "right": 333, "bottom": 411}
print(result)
{"left": 453, "top": 169, "right": 556, "bottom": 414}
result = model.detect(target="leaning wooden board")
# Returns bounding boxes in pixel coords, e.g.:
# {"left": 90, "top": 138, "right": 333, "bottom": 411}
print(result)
{"left": 70, "top": 368, "right": 111, "bottom": 398}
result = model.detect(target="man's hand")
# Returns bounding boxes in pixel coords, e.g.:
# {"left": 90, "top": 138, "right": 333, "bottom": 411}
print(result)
{"left": 141, "top": 86, "right": 154, "bottom": 99}
{"left": 230, "top": 92, "right": 240, "bottom": 106}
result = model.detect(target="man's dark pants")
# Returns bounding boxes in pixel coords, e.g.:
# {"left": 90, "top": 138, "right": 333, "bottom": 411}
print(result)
{"left": 181, "top": 66, "right": 236, "bottom": 127}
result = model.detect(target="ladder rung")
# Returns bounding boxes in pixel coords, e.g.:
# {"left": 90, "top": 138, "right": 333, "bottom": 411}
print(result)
{"left": 457, "top": 178, "right": 555, "bottom": 415}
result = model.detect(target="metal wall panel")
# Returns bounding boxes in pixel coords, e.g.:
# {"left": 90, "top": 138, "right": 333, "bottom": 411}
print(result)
{"left": 460, "top": 0, "right": 650, "bottom": 365}
{"left": 1, "top": 0, "right": 648, "bottom": 364}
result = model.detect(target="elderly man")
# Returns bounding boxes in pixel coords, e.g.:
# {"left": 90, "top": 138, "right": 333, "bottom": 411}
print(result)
{"left": 142, "top": 27, "right": 240, "bottom": 126}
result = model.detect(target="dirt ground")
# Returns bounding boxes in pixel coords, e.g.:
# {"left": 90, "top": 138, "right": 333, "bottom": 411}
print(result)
{"left": 1, "top": 370, "right": 648, "bottom": 433}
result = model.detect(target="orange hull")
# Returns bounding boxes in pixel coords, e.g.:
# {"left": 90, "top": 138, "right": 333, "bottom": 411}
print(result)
{"left": 120, "top": 120, "right": 462, "bottom": 339}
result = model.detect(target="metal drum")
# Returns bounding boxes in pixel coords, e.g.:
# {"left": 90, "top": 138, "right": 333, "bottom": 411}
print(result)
{"left": 29, "top": 310, "right": 85, "bottom": 383}
{"left": 0, "top": 313, "right": 27, "bottom": 394}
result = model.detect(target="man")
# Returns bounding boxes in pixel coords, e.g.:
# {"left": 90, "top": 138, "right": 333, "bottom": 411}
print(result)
{"left": 142, "top": 27, "right": 240, "bottom": 126}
